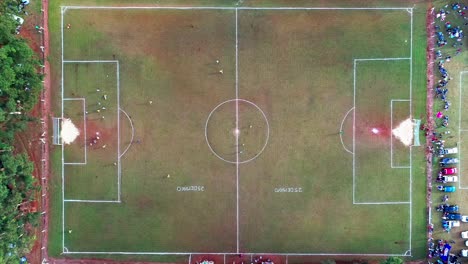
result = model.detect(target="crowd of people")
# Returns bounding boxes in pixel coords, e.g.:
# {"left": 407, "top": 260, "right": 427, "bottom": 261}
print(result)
{"left": 427, "top": 2, "right": 468, "bottom": 263}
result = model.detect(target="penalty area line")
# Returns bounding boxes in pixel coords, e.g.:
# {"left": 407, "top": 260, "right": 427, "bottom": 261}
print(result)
{"left": 64, "top": 199, "right": 121, "bottom": 203}
{"left": 63, "top": 60, "right": 118, "bottom": 63}
{"left": 353, "top": 201, "right": 410, "bottom": 205}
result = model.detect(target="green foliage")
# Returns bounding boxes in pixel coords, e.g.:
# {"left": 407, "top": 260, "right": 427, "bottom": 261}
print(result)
{"left": 0, "top": 153, "right": 39, "bottom": 263}
{"left": 0, "top": 13, "right": 17, "bottom": 45}
{"left": 0, "top": 0, "right": 42, "bottom": 261}
{"left": 0, "top": 39, "right": 42, "bottom": 121}
{"left": 381, "top": 257, "right": 404, "bottom": 264}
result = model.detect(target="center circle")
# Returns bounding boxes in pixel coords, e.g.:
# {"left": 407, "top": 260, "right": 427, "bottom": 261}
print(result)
{"left": 205, "top": 99, "right": 270, "bottom": 164}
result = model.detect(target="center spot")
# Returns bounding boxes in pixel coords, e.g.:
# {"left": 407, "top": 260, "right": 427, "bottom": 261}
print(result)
{"left": 205, "top": 99, "right": 269, "bottom": 164}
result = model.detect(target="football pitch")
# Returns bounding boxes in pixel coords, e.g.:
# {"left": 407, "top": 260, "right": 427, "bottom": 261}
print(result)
{"left": 49, "top": 1, "right": 428, "bottom": 260}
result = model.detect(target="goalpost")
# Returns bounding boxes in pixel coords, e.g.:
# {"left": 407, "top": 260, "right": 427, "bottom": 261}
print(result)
{"left": 52, "top": 117, "right": 62, "bottom": 145}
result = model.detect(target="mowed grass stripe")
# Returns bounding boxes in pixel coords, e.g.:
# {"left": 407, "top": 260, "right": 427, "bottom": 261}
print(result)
{"left": 63, "top": 99, "right": 86, "bottom": 164}
{"left": 354, "top": 60, "right": 410, "bottom": 203}
{"left": 391, "top": 100, "right": 411, "bottom": 168}
{"left": 63, "top": 63, "right": 119, "bottom": 200}
{"left": 237, "top": 9, "right": 410, "bottom": 253}
{"left": 63, "top": 9, "right": 238, "bottom": 252}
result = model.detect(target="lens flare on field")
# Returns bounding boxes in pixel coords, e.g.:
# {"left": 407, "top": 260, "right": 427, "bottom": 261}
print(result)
{"left": 61, "top": 118, "right": 80, "bottom": 144}
{"left": 392, "top": 118, "right": 413, "bottom": 146}
{"left": 371, "top": 128, "right": 380, "bottom": 134}
{"left": 233, "top": 128, "right": 240, "bottom": 137}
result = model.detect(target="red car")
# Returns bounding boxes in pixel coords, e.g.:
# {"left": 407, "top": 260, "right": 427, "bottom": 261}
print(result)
{"left": 442, "top": 167, "right": 458, "bottom": 175}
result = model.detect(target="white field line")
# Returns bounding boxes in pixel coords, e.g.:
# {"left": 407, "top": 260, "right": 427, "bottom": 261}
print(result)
{"left": 353, "top": 60, "right": 356, "bottom": 204}
{"left": 64, "top": 199, "right": 121, "bottom": 203}
{"left": 84, "top": 99, "right": 87, "bottom": 164}
{"left": 61, "top": 6, "right": 65, "bottom": 252}
{"left": 235, "top": 8, "right": 240, "bottom": 254}
{"left": 205, "top": 99, "right": 269, "bottom": 164}
{"left": 61, "top": 7, "right": 414, "bottom": 256}
{"left": 63, "top": 6, "right": 413, "bottom": 10}
{"left": 119, "top": 108, "right": 135, "bottom": 158}
{"left": 459, "top": 72, "right": 468, "bottom": 189}
{"left": 188, "top": 254, "right": 192, "bottom": 264}
{"left": 354, "top": 58, "right": 410, "bottom": 61}
{"left": 339, "top": 107, "right": 354, "bottom": 154}
{"left": 64, "top": 251, "right": 410, "bottom": 256}
{"left": 408, "top": 8, "right": 413, "bottom": 253}
{"left": 63, "top": 60, "right": 118, "bottom": 63}
{"left": 117, "top": 61, "right": 121, "bottom": 202}
{"left": 62, "top": 61, "right": 121, "bottom": 202}
{"left": 390, "top": 99, "right": 411, "bottom": 168}
{"left": 390, "top": 100, "right": 393, "bottom": 167}
{"left": 354, "top": 201, "right": 410, "bottom": 205}
{"left": 223, "top": 254, "right": 226, "bottom": 264}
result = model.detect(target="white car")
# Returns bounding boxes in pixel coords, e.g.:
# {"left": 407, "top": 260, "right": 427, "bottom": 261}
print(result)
{"left": 462, "top": 216, "right": 468, "bottom": 223}
{"left": 447, "top": 147, "right": 458, "bottom": 154}
{"left": 446, "top": 220, "right": 461, "bottom": 228}
{"left": 9, "top": 14, "right": 24, "bottom": 25}
{"left": 462, "top": 231, "right": 468, "bottom": 239}
{"left": 462, "top": 249, "right": 468, "bottom": 257}
{"left": 444, "top": 175, "right": 459, "bottom": 182}
{"left": 466, "top": 241, "right": 468, "bottom": 247}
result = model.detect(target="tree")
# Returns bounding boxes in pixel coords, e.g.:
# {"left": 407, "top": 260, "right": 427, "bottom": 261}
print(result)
{"left": 0, "top": 0, "right": 43, "bottom": 261}
{"left": 0, "top": 153, "right": 39, "bottom": 262}
{"left": 0, "top": 38, "right": 42, "bottom": 117}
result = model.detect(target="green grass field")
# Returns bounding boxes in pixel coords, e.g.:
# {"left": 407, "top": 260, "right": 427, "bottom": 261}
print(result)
{"left": 48, "top": 0, "right": 428, "bottom": 261}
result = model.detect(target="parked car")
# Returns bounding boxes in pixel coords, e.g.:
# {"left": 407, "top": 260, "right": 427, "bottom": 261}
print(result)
{"left": 440, "top": 157, "right": 459, "bottom": 166}
{"left": 9, "top": 14, "right": 24, "bottom": 25}
{"left": 7, "top": 14, "right": 24, "bottom": 34}
{"left": 462, "top": 216, "right": 468, "bottom": 222}
{"left": 442, "top": 168, "right": 458, "bottom": 175}
{"left": 438, "top": 185, "right": 456, "bottom": 192}
{"left": 443, "top": 220, "right": 460, "bottom": 229}
{"left": 461, "top": 249, "right": 468, "bottom": 257}
{"left": 439, "top": 147, "right": 458, "bottom": 156}
{"left": 444, "top": 205, "right": 459, "bottom": 213}
{"left": 446, "top": 213, "right": 462, "bottom": 220}
{"left": 461, "top": 231, "right": 468, "bottom": 238}
{"left": 443, "top": 176, "right": 459, "bottom": 182}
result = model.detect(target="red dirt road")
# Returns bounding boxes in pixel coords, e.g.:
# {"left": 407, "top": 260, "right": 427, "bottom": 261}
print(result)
{"left": 425, "top": 5, "right": 435, "bottom": 237}
{"left": 40, "top": 0, "right": 52, "bottom": 263}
